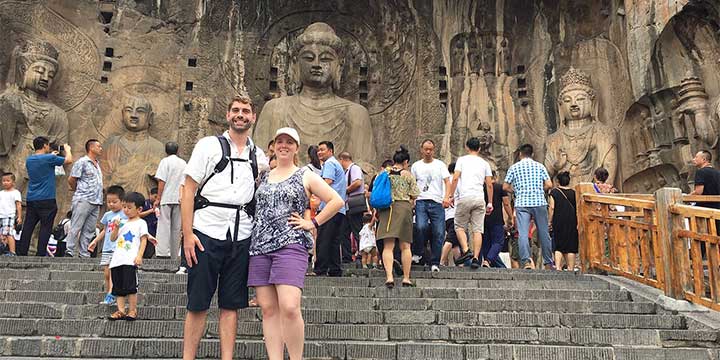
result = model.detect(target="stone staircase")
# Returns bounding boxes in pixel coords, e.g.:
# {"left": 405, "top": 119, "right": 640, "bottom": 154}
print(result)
{"left": 0, "top": 257, "right": 719, "bottom": 359}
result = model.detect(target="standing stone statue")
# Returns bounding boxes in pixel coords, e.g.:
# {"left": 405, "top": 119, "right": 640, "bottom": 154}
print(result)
{"left": 0, "top": 40, "right": 68, "bottom": 190}
{"left": 255, "top": 22, "right": 376, "bottom": 164}
{"left": 545, "top": 67, "right": 618, "bottom": 186}
{"left": 101, "top": 94, "right": 164, "bottom": 195}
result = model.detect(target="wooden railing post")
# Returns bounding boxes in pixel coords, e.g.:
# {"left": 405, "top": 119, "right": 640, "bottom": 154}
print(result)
{"left": 655, "top": 187, "right": 684, "bottom": 299}
{"left": 576, "top": 183, "right": 597, "bottom": 273}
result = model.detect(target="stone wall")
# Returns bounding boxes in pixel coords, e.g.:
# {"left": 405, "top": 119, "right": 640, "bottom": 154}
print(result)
{"left": 0, "top": 0, "right": 718, "bottom": 200}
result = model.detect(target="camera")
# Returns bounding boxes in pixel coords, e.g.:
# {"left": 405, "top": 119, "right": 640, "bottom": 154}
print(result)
{"left": 50, "top": 142, "right": 65, "bottom": 157}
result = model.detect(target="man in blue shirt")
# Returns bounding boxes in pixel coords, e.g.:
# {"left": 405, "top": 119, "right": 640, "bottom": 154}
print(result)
{"left": 313, "top": 141, "right": 347, "bottom": 276}
{"left": 503, "top": 144, "right": 553, "bottom": 270}
{"left": 17, "top": 136, "right": 73, "bottom": 256}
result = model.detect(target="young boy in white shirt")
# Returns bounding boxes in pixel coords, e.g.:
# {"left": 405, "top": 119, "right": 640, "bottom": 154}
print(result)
{"left": 88, "top": 185, "right": 126, "bottom": 305}
{"left": 107, "top": 192, "right": 155, "bottom": 321}
{"left": 0, "top": 173, "right": 22, "bottom": 256}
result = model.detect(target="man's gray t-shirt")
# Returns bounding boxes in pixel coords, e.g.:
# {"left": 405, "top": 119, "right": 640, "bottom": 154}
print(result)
{"left": 346, "top": 163, "right": 364, "bottom": 197}
{"left": 155, "top": 154, "right": 187, "bottom": 205}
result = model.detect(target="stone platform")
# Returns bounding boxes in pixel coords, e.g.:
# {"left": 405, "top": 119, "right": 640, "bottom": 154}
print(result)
{"left": 0, "top": 257, "right": 719, "bottom": 359}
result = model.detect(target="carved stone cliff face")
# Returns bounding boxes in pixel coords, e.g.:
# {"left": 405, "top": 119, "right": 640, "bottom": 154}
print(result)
{"left": 0, "top": 0, "right": 717, "bottom": 206}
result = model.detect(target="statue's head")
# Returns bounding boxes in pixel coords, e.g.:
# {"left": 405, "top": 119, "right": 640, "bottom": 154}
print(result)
{"left": 14, "top": 40, "right": 60, "bottom": 97}
{"left": 293, "top": 22, "right": 344, "bottom": 91}
{"left": 558, "top": 67, "right": 596, "bottom": 123}
{"left": 121, "top": 95, "right": 153, "bottom": 132}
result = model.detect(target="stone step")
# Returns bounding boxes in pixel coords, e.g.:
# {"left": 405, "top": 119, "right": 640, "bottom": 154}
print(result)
{"left": 0, "top": 309, "right": 689, "bottom": 328}
{"left": 1, "top": 318, "right": 712, "bottom": 347}
{"left": 0, "top": 299, "right": 680, "bottom": 328}
{"left": 0, "top": 288, "right": 634, "bottom": 305}
{"left": 0, "top": 295, "right": 654, "bottom": 313}
{"left": 0, "top": 276, "right": 616, "bottom": 291}
{"left": 1, "top": 336, "right": 718, "bottom": 359}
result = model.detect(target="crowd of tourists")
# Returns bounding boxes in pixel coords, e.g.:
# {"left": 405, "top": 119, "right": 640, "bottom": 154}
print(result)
{"left": 8, "top": 93, "right": 720, "bottom": 360}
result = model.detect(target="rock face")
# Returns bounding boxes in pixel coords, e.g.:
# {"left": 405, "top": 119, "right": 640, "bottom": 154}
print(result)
{"left": 0, "top": 0, "right": 718, "bottom": 199}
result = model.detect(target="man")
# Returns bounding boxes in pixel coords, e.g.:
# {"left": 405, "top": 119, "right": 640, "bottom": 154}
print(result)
{"left": 411, "top": 139, "right": 451, "bottom": 272}
{"left": 481, "top": 171, "right": 512, "bottom": 268}
{"left": 181, "top": 95, "right": 268, "bottom": 360}
{"left": 690, "top": 150, "right": 720, "bottom": 207}
{"left": 445, "top": 137, "right": 493, "bottom": 268}
{"left": 65, "top": 139, "right": 103, "bottom": 257}
{"left": 503, "top": 144, "right": 554, "bottom": 270}
{"left": 690, "top": 150, "right": 720, "bottom": 240}
{"left": 17, "top": 136, "right": 73, "bottom": 256}
{"left": 154, "top": 142, "right": 187, "bottom": 260}
{"left": 314, "top": 141, "right": 347, "bottom": 276}
{"left": 338, "top": 151, "right": 364, "bottom": 263}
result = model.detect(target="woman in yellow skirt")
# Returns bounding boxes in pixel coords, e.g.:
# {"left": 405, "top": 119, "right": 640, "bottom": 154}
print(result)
{"left": 376, "top": 146, "right": 420, "bottom": 288}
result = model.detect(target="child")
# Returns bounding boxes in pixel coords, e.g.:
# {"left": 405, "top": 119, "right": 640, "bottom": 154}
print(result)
{"left": 140, "top": 188, "right": 158, "bottom": 258}
{"left": 107, "top": 192, "right": 154, "bottom": 321}
{"left": 88, "top": 185, "right": 126, "bottom": 305}
{"left": 0, "top": 172, "right": 21, "bottom": 256}
{"left": 358, "top": 212, "right": 378, "bottom": 269}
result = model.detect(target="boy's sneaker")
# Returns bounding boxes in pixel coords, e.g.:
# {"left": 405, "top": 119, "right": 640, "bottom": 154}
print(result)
{"left": 454, "top": 250, "right": 473, "bottom": 265}
{"left": 100, "top": 293, "right": 116, "bottom": 305}
{"left": 176, "top": 266, "right": 188, "bottom": 275}
{"left": 470, "top": 258, "right": 481, "bottom": 269}
{"left": 3, "top": 252, "right": 16, "bottom": 256}
{"left": 431, "top": 265, "right": 440, "bottom": 272}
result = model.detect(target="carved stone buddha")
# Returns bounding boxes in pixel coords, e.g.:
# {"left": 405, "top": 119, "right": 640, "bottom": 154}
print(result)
{"left": 544, "top": 68, "right": 618, "bottom": 186}
{"left": 0, "top": 40, "right": 68, "bottom": 189}
{"left": 101, "top": 95, "right": 164, "bottom": 194}
{"left": 254, "top": 22, "right": 376, "bottom": 164}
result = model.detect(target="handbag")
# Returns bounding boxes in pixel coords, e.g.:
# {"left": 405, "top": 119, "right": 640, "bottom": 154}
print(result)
{"left": 346, "top": 164, "right": 369, "bottom": 215}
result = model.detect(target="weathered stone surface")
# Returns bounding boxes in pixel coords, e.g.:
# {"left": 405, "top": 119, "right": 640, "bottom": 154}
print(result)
{"left": 345, "top": 341, "right": 396, "bottom": 359}
{"left": 397, "top": 343, "right": 464, "bottom": 360}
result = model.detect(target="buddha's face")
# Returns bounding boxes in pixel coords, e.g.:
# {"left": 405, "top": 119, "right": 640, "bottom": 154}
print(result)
{"left": 298, "top": 44, "right": 339, "bottom": 89}
{"left": 121, "top": 97, "right": 152, "bottom": 132}
{"left": 560, "top": 89, "right": 592, "bottom": 120}
{"left": 22, "top": 60, "right": 57, "bottom": 95}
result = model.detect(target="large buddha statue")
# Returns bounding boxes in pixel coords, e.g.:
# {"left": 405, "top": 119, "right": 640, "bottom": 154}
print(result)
{"left": 545, "top": 67, "right": 618, "bottom": 186}
{"left": 255, "top": 22, "right": 376, "bottom": 163}
{"left": 102, "top": 94, "right": 164, "bottom": 194}
{"left": 0, "top": 40, "right": 68, "bottom": 190}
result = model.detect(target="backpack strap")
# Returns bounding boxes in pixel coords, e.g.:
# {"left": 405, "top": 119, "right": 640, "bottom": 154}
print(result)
{"left": 194, "top": 135, "right": 260, "bottom": 242}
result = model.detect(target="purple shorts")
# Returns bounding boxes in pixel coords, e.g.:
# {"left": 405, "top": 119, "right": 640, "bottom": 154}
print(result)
{"left": 248, "top": 243, "right": 308, "bottom": 289}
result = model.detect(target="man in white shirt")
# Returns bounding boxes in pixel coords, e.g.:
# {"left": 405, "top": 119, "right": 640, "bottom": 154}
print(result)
{"left": 410, "top": 139, "right": 451, "bottom": 272}
{"left": 445, "top": 137, "right": 493, "bottom": 268}
{"left": 154, "top": 142, "right": 187, "bottom": 260}
{"left": 180, "top": 95, "right": 268, "bottom": 360}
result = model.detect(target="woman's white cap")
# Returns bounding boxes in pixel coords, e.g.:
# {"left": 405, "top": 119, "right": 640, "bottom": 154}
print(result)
{"left": 274, "top": 127, "right": 300, "bottom": 145}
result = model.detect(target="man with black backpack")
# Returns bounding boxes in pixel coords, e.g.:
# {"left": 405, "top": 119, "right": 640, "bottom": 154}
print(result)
{"left": 180, "top": 95, "right": 268, "bottom": 360}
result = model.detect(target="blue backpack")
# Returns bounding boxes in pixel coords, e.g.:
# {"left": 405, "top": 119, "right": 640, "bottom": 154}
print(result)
{"left": 370, "top": 170, "right": 393, "bottom": 209}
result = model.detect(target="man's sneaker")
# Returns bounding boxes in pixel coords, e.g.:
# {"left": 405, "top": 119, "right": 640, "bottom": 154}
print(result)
{"left": 411, "top": 255, "right": 421, "bottom": 264}
{"left": 176, "top": 266, "right": 187, "bottom": 275}
{"left": 470, "top": 258, "right": 481, "bottom": 269}
{"left": 431, "top": 265, "right": 440, "bottom": 272}
{"left": 454, "top": 250, "right": 473, "bottom": 265}
{"left": 100, "top": 293, "right": 116, "bottom": 305}
{"left": 3, "top": 252, "right": 16, "bottom": 256}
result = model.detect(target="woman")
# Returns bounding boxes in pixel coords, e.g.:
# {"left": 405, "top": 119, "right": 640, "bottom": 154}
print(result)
{"left": 548, "top": 171, "right": 578, "bottom": 270}
{"left": 376, "top": 146, "right": 420, "bottom": 288}
{"left": 305, "top": 145, "right": 322, "bottom": 176}
{"left": 248, "top": 127, "right": 344, "bottom": 360}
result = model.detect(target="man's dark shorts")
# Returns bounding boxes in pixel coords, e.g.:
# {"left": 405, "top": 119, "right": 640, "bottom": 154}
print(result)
{"left": 186, "top": 230, "right": 249, "bottom": 311}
